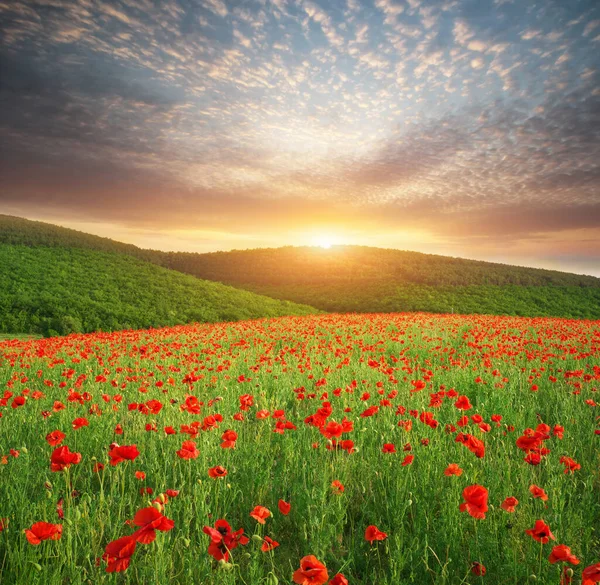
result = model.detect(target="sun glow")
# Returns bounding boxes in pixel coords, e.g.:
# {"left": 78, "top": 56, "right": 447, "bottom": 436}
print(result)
{"left": 312, "top": 234, "right": 340, "bottom": 249}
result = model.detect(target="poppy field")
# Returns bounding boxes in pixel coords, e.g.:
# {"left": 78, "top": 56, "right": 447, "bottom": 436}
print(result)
{"left": 0, "top": 312, "right": 599, "bottom": 585}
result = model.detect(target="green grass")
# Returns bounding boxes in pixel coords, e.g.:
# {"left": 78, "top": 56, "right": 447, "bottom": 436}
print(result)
{"left": 0, "top": 313, "right": 598, "bottom": 584}
{"left": 0, "top": 245, "right": 319, "bottom": 336}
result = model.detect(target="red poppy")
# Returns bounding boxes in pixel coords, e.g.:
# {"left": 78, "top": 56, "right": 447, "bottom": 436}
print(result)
{"left": 365, "top": 525, "right": 388, "bottom": 543}
{"left": 104, "top": 535, "right": 137, "bottom": 573}
{"left": 50, "top": 445, "right": 82, "bottom": 472}
{"left": 459, "top": 484, "right": 489, "bottom": 520}
{"left": 525, "top": 519, "right": 555, "bottom": 543}
{"left": 549, "top": 545, "right": 580, "bottom": 565}
{"left": 176, "top": 441, "right": 199, "bottom": 460}
{"left": 0, "top": 518, "right": 8, "bottom": 532}
{"left": 108, "top": 444, "right": 140, "bottom": 466}
{"left": 444, "top": 463, "right": 463, "bottom": 476}
{"left": 24, "top": 521, "right": 62, "bottom": 545}
{"left": 329, "top": 574, "right": 349, "bottom": 585}
{"left": 166, "top": 489, "right": 179, "bottom": 498}
{"left": 261, "top": 535, "right": 279, "bottom": 551}
{"left": 72, "top": 417, "right": 89, "bottom": 430}
{"left": 331, "top": 480, "right": 345, "bottom": 494}
{"left": 455, "top": 433, "right": 485, "bottom": 458}
{"left": 382, "top": 443, "right": 396, "bottom": 453}
{"left": 559, "top": 456, "right": 581, "bottom": 474}
{"left": 455, "top": 395, "right": 473, "bottom": 410}
{"left": 250, "top": 506, "right": 271, "bottom": 524}
{"left": 135, "top": 471, "right": 146, "bottom": 481}
{"left": 293, "top": 555, "right": 329, "bottom": 585}
{"left": 401, "top": 454, "right": 414, "bottom": 466}
{"left": 220, "top": 429, "right": 238, "bottom": 449}
{"left": 132, "top": 507, "right": 174, "bottom": 544}
{"left": 501, "top": 496, "right": 518, "bottom": 513}
{"left": 203, "top": 519, "right": 248, "bottom": 562}
{"left": 583, "top": 563, "right": 600, "bottom": 585}
{"left": 471, "top": 562, "right": 486, "bottom": 576}
{"left": 530, "top": 485, "right": 548, "bottom": 501}
{"left": 208, "top": 465, "right": 228, "bottom": 478}
{"left": 278, "top": 499, "right": 291, "bottom": 515}
{"left": 46, "top": 430, "right": 66, "bottom": 446}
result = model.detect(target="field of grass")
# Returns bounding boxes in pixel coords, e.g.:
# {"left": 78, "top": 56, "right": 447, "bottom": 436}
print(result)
{"left": 0, "top": 313, "right": 598, "bottom": 584}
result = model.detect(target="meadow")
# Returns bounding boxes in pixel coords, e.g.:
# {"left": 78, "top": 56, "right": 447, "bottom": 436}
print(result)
{"left": 0, "top": 312, "right": 598, "bottom": 585}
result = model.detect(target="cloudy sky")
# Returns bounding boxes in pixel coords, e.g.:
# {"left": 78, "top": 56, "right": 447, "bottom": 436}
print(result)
{"left": 1, "top": 0, "right": 599, "bottom": 275}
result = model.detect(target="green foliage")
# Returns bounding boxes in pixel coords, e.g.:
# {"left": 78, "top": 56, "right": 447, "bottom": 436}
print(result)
{"left": 0, "top": 246, "right": 318, "bottom": 337}
{"left": 2, "top": 214, "right": 599, "bottom": 321}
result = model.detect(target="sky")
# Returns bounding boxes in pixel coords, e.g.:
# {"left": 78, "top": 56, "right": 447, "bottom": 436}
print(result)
{"left": 0, "top": 0, "right": 599, "bottom": 276}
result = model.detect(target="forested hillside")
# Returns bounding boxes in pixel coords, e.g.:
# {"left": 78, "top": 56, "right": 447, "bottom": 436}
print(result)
{"left": 2, "top": 215, "right": 599, "bottom": 321}
{"left": 0, "top": 245, "right": 317, "bottom": 336}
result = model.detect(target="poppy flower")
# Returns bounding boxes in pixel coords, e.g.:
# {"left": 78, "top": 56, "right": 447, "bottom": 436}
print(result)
{"left": 250, "top": 506, "right": 271, "bottom": 524}
{"left": 208, "top": 465, "right": 228, "bottom": 478}
{"left": 530, "top": 485, "right": 549, "bottom": 501}
{"left": 559, "top": 456, "right": 581, "bottom": 474}
{"left": 135, "top": 471, "right": 146, "bottom": 481}
{"left": 203, "top": 519, "right": 248, "bottom": 562}
{"left": 471, "top": 562, "right": 486, "bottom": 576}
{"left": 365, "top": 525, "right": 388, "bottom": 543}
{"left": 455, "top": 433, "right": 485, "bottom": 458}
{"left": 0, "top": 518, "right": 8, "bottom": 532}
{"left": 329, "top": 574, "right": 349, "bottom": 585}
{"left": 583, "top": 563, "right": 600, "bottom": 585}
{"left": 278, "top": 499, "right": 291, "bottom": 515}
{"left": 24, "top": 521, "right": 62, "bottom": 545}
{"left": 331, "top": 480, "right": 344, "bottom": 494}
{"left": 261, "top": 535, "right": 279, "bottom": 551}
{"left": 549, "top": 545, "right": 580, "bottom": 565}
{"left": 166, "top": 489, "right": 179, "bottom": 498}
{"left": 501, "top": 496, "right": 519, "bottom": 513}
{"left": 176, "top": 441, "right": 199, "bottom": 460}
{"left": 401, "top": 454, "right": 414, "bottom": 466}
{"left": 104, "top": 535, "right": 137, "bottom": 573}
{"left": 132, "top": 507, "right": 174, "bottom": 544}
{"left": 444, "top": 463, "right": 463, "bottom": 476}
{"left": 108, "top": 444, "right": 140, "bottom": 466}
{"left": 525, "top": 519, "right": 555, "bottom": 544}
{"left": 45, "top": 430, "right": 66, "bottom": 447}
{"left": 72, "top": 417, "right": 89, "bottom": 430}
{"left": 93, "top": 462, "right": 105, "bottom": 473}
{"left": 455, "top": 395, "right": 473, "bottom": 410}
{"left": 293, "top": 555, "right": 329, "bottom": 585}
{"left": 459, "top": 484, "right": 489, "bottom": 520}
{"left": 220, "top": 430, "right": 238, "bottom": 449}
{"left": 50, "top": 445, "right": 82, "bottom": 472}
{"left": 382, "top": 443, "right": 396, "bottom": 453}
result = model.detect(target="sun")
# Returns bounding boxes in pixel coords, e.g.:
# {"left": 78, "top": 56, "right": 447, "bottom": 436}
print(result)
{"left": 315, "top": 236, "right": 333, "bottom": 249}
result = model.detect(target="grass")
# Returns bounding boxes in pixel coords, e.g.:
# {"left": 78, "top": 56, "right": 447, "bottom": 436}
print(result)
{"left": 0, "top": 312, "right": 598, "bottom": 584}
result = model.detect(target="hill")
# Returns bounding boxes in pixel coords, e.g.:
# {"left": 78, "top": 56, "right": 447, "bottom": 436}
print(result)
{"left": 0, "top": 245, "right": 318, "bottom": 337}
{"left": 1, "top": 214, "right": 599, "bottom": 320}
{"left": 158, "top": 246, "right": 600, "bottom": 319}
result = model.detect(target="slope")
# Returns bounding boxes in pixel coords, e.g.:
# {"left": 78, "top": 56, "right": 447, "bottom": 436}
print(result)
{"left": 0, "top": 245, "right": 318, "bottom": 337}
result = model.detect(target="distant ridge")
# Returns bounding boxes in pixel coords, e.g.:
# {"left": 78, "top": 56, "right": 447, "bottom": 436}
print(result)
{"left": 1, "top": 214, "right": 599, "bottom": 321}
{"left": 0, "top": 216, "right": 318, "bottom": 337}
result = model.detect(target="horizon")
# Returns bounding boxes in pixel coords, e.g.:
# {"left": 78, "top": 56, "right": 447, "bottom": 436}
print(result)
{"left": 4, "top": 212, "right": 600, "bottom": 278}
{"left": 1, "top": 0, "right": 599, "bottom": 276}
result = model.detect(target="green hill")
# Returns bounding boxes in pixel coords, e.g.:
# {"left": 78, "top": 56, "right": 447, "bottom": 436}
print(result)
{"left": 1, "top": 214, "right": 599, "bottom": 321}
{"left": 0, "top": 244, "right": 318, "bottom": 337}
{"left": 157, "top": 246, "right": 600, "bottom": 320}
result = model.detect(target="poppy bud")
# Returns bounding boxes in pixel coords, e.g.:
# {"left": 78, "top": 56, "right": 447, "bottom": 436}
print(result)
{"left": 152, "top": 501, "right": 163, "bottom": 512}
{"left": 158, "top": 493, "right": 167, "bottom": 504}
{"left": 252, "top": 534, "right": 264, "bottom": 543}
{"left": 21, "top": 447, "right": 28, "bottom": 454}
{"left": 242, "top": 553, "right": 252, "bottom": 560}
{"left": 218, "top": 559, "right": 233, "bottom": 571}
{"left": 182, "top": 538, "right": 190, "bottom": 548}
{"left": 566, "top": 568, "right": 574, "bottom": 577}
{"left": 44, "top": 481, "right": 53, "bottom": 491}
{"left": 31, "top": 563, "right": 42, "bottom": 572}
{"left": 266, "top": 573, "right": 279, "bottom": 585}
